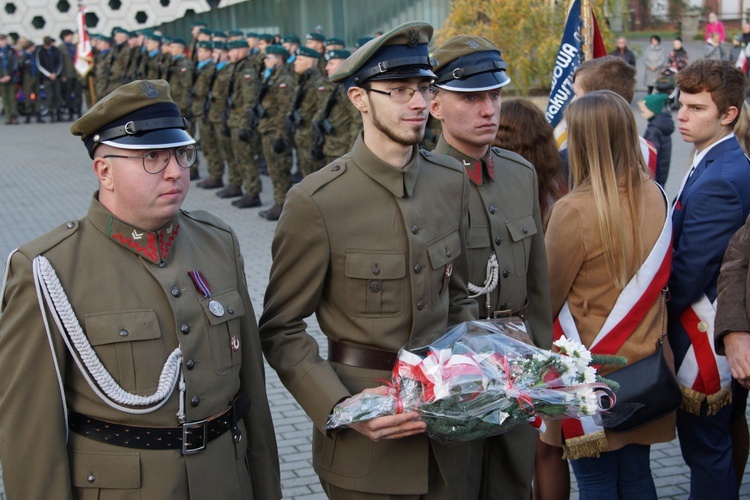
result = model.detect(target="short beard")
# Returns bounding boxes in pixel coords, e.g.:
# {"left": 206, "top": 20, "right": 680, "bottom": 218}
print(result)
{"left": 370, "top": 103, "right": 425, "bottom": 146}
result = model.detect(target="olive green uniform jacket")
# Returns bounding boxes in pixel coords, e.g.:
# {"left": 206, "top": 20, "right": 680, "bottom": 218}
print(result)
{"left": 434, "top": 137, "right": 553, "bottom": 500}
{"left": 0, "top": 195, "right": 281, "bottom": 499}
{"left": 257, "top": 66, "right": 296, "bottom": 143}
{"left": 259, "top": 134, "right": 481, "bottom": 496}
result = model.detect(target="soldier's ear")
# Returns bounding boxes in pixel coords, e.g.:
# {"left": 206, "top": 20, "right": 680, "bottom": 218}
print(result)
{"left": 348, "top": 86, "right": 368, "bottom": 113}
{"left": 93, "top": 156, "right": 114, "bottom": 192}
{"left": 429, "top": 96, "right": 443, "bottom": 121}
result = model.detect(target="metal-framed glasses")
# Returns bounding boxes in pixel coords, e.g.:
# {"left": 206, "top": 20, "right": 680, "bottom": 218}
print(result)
{"left": 364, "top": 84, "right": 432, "bottom": 103}
{"left": 103, "top": 145, "right": 197, "bottom": 174}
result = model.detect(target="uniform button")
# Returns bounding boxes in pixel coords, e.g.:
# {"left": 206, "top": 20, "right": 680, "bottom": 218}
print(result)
{"left": 332, "top": 164, "right": 340, "bottom": 171}
{"left": 186, "top": 359, "right": 195, "bottom": 370}
{"left": 369, "top": 281, "right": 381, "bottom": 293}
{"left": 119, "top": 329, "right": 129, "bottom": 337}
{"left": 417, "top": 301, "right": 425, "bottom": 310}
{"left": 372, "top": 266, "right": 380, "bottom": 276}
{"left": 191, "top": 396, "right": 200, "bottom": 407}
{"left": 66, "top": 221, "right": 75, "bottom": 229}
{"left": 503, "top": 268, "right": 510, "bottom": 278}
{"left": 495, "top": 236, "right": 502, "bottom": 246}
{"left": 445, "top": 249, "right": 451, "bottom": 257}
{"left": 411, "top": 225, "right": 419, "bottom": 234}
{"left": 171, "top": 286, "right": 181, "bottom": 297}
{"left": 87, "top": 473, "right": 96, "bottom": 483}
{"left": 413, "top": 263, "right": 422, "bottom": 273}
{"left": 488, "top": 205, "right": 496, "bottom": 214}
{"left": 522, "top": 226, "right": 528, "bottom": 234}
{"left": 500, "top": 302, "right": 508, "bottom": 310}
{"left": 180, "top": 324, "right": 190, "bottom": 334}
{"left": 227, "top": 307, "right": 234, "bottom": 314}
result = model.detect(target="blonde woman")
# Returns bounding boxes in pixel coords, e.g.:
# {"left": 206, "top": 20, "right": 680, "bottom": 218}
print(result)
{"left": 542, "top": 90, "right": 675, "bottom": 498}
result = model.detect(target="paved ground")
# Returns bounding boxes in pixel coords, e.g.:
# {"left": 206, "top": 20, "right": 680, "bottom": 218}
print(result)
{"left": 0, "top": 38, "right": 749, "bottom": 499}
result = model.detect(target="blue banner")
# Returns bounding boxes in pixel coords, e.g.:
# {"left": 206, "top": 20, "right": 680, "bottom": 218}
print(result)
{"left": 546, "top": 0, "right": 582, "bottom": 128}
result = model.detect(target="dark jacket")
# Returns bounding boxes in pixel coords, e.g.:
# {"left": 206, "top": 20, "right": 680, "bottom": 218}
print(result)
{"left": 610, "top": 47, "right": 636, "bottom": 67}
{"left": 716, "top": 213, "right": 750, "bottom": 353}
{"left": 0, "top": 45, "right": 19, "bottom": 80}
{"left": 643, "top": 112, "right": 674, "bottom": 187}
{"left": 35, "top": 45, "right": 62, "bottom": 79}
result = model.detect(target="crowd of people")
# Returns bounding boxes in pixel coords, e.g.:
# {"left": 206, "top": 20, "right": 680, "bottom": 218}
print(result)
{"left": 1, "top": 13, "right": 750, "bottom": 500}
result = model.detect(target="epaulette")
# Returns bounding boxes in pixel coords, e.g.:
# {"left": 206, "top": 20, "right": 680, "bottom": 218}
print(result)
{"left": 420, "top": 149, "right": 463, "bottom": 173}
{"left": 492, "top": 146, "right": 534, "bottom": 170}
{"left": 17, "top": 219, "right": 81, "bottom": 257}
{"left": 297, "top": 158, "right": 349, "bottom": 196}
{"left": 180, "top": 209, "right": 232, "bottom": 233}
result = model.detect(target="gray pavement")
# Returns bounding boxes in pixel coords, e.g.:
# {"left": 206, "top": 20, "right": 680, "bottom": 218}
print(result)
{"left": 0, "top": 39, "right": 749, "bottom": 499}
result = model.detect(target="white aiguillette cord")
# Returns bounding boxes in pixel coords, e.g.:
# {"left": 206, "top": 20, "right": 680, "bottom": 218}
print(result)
{"left": 468, "top": 253, "right": 499, "bottom": 316}
{"left": 32, "top": 255, "right": 186, "bottom": 431}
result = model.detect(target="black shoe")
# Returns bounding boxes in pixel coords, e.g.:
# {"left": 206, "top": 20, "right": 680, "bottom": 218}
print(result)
{"left": 25, "top": 115, "right": 31, "bottom": 124}
{"left": 37, "top": 115, "right": 46, "bottom": 123}
{"left": 216, "top": 185, "right": 243, "bottom": 198}
{"left": 231, "top": 195, "right": 262, "bottom": 208}
{"left": 197, "top": 178, "right": 224, "bottom": 189}
{"left": 259, "top": 204, "right": 283, "bottom": 221}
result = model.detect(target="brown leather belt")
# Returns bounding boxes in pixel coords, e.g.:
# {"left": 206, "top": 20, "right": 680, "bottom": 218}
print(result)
{"left": 488, "top": 299, "right": 529, "bottom": 321}
{"left": 69, "top": 397, "right": 250, "bottom": 454}
{"left": 328, "top": 339, "right": 398, "bottom": 371}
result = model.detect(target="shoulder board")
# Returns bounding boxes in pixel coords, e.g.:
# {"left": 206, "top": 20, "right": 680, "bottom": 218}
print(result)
{"left": 17, "top": 219, "right": 81, "bottom": 258}
{"left": 419, "top": 149, "right": 463, "bottom": 173}
{"left": 180, "top": 209, "right": 231, "bottom": 233}
{"left": 297, "top": 158, "right": 349, "bottom": 196}
{"left": 491, "top": 147, "right": 534, "bottom": 170}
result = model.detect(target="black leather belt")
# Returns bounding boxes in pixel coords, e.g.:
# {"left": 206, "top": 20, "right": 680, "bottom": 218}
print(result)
{"left": 328, "top": 339, "right": 397, "bottom": 371}
{"left": 489, "top": 299, "right": 529, "bottom": 321}
{"left": 69, "top": 397, "right": 250, "bottom": 454}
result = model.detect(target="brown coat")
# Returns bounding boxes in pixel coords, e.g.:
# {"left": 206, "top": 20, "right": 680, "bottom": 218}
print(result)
{"left": 542, "top": 178, "right": 676, "bottom": 452}
{"left": 716, "top": 213, "right": 750, "bottom": 352}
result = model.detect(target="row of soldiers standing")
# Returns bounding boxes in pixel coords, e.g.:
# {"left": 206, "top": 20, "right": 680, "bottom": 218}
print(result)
{"left": 89, "top": 24, "right": 367, "bottom": 220}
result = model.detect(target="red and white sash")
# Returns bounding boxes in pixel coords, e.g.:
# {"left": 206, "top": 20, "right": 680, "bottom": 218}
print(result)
{"left": 676, "top": 296, "right": 732, "bottom": 415}
{"left": 552, "top": 189, "right": 672, "bottom": 457}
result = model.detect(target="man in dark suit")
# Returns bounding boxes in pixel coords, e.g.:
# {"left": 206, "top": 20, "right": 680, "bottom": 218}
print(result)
{"left": 669, "top": 59, "right": 750, "bottom": 500}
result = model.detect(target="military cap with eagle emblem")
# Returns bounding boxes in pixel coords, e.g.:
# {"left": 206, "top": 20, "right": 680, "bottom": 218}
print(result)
{"left": 431, "top": 35, "right": 510, "bottom": 92}
{"left": 329, "top": 21, "right": 436, "bottom": 88}
{"left": 71, "top": 80, "right": 195, "bottom": 158}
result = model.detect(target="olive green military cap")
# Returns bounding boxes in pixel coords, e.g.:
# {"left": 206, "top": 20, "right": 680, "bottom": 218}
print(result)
{"left": 71, "top": 80, "right": 195, "bottom": 158}
{"left": 283, "top": 35, "right": 301, "bottom": 45}
{"left": 432, "top": 35, "right": 510, "bottom": 91}
{"left": 329, "top": 21, "right": 436, "bottom": 88}
{"left": 258, "top": 34, "right": 274, "bottom": 43}
{"left": 296, "top": 46, "right": 321, "bottom": 59}
{"left": 171, "top": 38, "right": 187, "bottom": 46}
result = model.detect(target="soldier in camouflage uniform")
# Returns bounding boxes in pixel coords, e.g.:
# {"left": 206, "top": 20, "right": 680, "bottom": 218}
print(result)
{"left": 290, "top": 47, "right": 328, "bottom": 176}
{"left": 191, "top": 41, "right": 218, "bottom": 190}
{"left": 141, "top": 33, "right": 162, "bottom": 80}
{"left": 201, "top": 42, "right": 234, "bottom": 191}
{"left": 158, "top": 37, "right": 173, "bottom": 80}
{"left": 103, "top": 28, "right": 132, "bottom": 96}
{"left": 124, "top": 31, "right": 144, "bottom": 81}
{"left": 166, "top": 38, "right": 197, "bottom": 179}
{"left": 305, "top": 32, "right": 327, "bottom": 73}
{"left": 257, "top": 45, "right": 296, "bottom": 221}
{"left": 312, "top": 50, "right": 362, "bottom": 165}
{"left": 93, "top": 36, "right": 112, "bottom": 102}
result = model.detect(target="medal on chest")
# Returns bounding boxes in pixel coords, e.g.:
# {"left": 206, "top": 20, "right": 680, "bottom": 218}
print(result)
{"left": 188, "top": 270, "right": 225, "bottom": 317}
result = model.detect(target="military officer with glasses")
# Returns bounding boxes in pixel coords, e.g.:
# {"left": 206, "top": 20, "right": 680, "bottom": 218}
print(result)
{"left": 0, "top": 79, "right": 281, "bottom": 499}
{"left": 259, "top": 22, "right": 481, "bottom": 499}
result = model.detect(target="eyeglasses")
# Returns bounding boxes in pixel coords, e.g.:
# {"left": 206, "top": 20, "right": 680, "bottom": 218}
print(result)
{"left": 103, "top": 145, "right": 197, "bottom": 174}
{"left": 364, "top": 84, "right": 432, "bottom": 103}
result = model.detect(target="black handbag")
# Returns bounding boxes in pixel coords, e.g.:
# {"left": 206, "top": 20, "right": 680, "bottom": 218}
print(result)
{"left": 605, "top": 288, "right": 682, "bottom": 433}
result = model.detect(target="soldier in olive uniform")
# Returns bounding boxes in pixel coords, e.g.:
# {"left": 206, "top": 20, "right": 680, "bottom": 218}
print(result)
{"left": 18, "top": 40, "right": 42, "bottom": 123}
{"left": 103, "top": 28, "right": 132, "bottom": 96}
{"left": 166, "top": 38, "right": 197, "bottom": 179}
{"left": 290, "top": 46, "right": 328, "bottom": 176}
{"left": 259, "top": 22, "right": 482, "bottom": 498}
{"left": 59, "top": 29, "right": 81, "bottom": 121}
{"left": 226, "top": 39, "right": 264, "bottom": 208}
{"left": 0, "top": 79, "right": 281, "bottom": 499}
{"left": 257, "top": 45, "right": 296, "bottom": 221}
{"left": 158, "top": 36, "right": 174, "bottom": 80}
{"left": 141, "top": 32, "right": 163, "bottom": 80}
{"left": 191, "top": 41, "right": 218, "bottom": 190}
{"left": 312, "top": 50, "right": 362, "bottom": 165}
{"left": 201, "top": 41, "right": 234, "bottom": 190}
{"left": 429, "top": 36, "right": 553, "bottom": 500}
{"left": 305, "top": 32, "right": 327, "bottom": 73}
{"left": 93, "top": 35, "right": 111, "bottom": 102}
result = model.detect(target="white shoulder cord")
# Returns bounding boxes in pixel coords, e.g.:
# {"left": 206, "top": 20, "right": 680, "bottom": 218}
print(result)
{"left": 468, "top": 253, "right": 499, "bottom": 316}
{"left": 33, "top": 256, "right": 183, "bottom": 418}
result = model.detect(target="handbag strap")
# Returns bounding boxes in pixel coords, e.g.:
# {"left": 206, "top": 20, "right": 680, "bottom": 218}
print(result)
{"left": 657, "top": 286, "right": 669, "bottom": 349}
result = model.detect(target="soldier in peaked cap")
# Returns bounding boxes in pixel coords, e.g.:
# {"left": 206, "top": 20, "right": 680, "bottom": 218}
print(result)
{"left": 0, "top": 79, "right": 281, "bottom": 499}
{"left": 428, "top": 36, "right": 552, "bottom": 500}
{"left": 259, "top": 22, "right": 482, "bottom": 498}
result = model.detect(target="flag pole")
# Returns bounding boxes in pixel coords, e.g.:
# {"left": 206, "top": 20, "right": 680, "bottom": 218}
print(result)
{"left": 581, "top": 0, "right": 593, "bottom": 61}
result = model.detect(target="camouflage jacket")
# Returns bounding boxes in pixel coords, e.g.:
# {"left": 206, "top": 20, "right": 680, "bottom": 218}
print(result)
{"left": 207, "top": 62, "right": 235, "bottom": 124}
{"left": 292, "top": 66, "right": 328, "bottom": 149}
{"left": 227, "top": 57, "right": 261, "bottom": 129}
{"left": 191, "top": 59, "right": 216, "bottom": 119}
{"left": 312, "top": 81, "right": 362, "bottom": 158}
{"left": 166, "top": 55, "right": 193, "bottom": 114}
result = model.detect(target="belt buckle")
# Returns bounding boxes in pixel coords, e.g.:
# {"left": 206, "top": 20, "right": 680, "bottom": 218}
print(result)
{"left": 492, "top": 309, "right": 513, "bottom": 319}
{"left": 182, "top": 419, "right": 208, "bottom": 455}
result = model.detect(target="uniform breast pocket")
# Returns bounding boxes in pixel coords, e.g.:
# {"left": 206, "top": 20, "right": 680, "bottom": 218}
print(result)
{"left": 200, "top": 289, "right": 245, "bottom": 376}
{"left": 506, "top": 214, "right": 538, "bottom": 277}
{"left": 427, "top": 230, "right": 462, "bottom": 305}
{"left": 84, "top": 310, "right": 164, "bottom": 394}
{"left": 345, "top": 251, "right": 405, "bottom": 317}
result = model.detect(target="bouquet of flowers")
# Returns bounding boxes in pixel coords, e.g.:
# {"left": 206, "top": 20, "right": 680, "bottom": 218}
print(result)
{"left": 326, "top": 320, "right": 621, "bottom": 443}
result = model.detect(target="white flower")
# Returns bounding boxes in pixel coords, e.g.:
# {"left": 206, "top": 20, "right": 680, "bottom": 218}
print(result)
{"left": 575, "top": 387, "right": 601, "bottom": 415}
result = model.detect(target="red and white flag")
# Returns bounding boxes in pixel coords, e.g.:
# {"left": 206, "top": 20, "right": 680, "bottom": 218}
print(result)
{"left": 75, "top": 6, "right": 93, "bottom": 78}
{"left": 737, "top": 46, "right": 749, "bottom": 74}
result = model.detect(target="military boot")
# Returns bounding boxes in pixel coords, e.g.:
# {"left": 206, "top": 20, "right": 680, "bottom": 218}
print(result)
{"left": 259, "top": 204, "right": 283, "bottom": 221}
